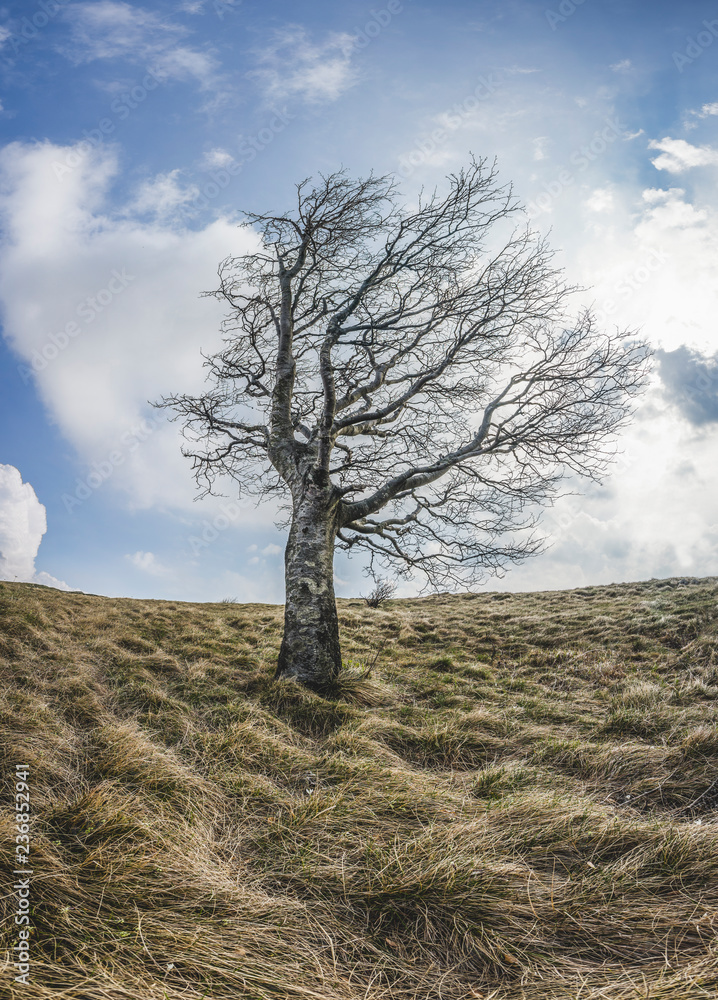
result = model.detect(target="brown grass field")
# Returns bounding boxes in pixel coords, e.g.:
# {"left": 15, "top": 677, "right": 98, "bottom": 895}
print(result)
{"left": 1, "top": 575, "right": 717, "bottom": 999}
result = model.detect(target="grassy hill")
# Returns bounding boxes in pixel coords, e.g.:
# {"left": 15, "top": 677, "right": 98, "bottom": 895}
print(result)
{"left": 1, "top": 576, "right": 718, "bottom": 999}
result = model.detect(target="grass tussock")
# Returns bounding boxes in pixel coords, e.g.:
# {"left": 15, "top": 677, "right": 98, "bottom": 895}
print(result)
{"left": 1, "top": 576, "right": 718, "bottom": 998}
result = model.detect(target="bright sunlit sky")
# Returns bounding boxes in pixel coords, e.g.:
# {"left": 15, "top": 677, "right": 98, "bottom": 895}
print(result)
{"left": 1, "top": 0, "right": 717, "bottom": 602}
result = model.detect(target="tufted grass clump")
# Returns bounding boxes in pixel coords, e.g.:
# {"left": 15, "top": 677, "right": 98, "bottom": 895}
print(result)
{"left": 1, "top": 576, "right": 718, "bottom": 999}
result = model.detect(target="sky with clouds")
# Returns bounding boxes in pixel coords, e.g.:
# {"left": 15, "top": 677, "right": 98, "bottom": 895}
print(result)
{"left": 0, "top": 0, "right": 717, "bottom": 602}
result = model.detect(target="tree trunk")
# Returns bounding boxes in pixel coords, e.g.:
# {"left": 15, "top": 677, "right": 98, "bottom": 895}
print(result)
{"left": 275, "top": 488, "right": 342, "bottom": 687}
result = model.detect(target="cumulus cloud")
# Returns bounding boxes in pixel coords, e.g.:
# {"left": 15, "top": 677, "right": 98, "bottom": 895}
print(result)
{"left": 0, "top": 139, "right": 274, "bottom": 520}
{"left": 622, "top": 188, "right": 718, "bottom": 353}
{"left": 248, "top": 26, "right": 358, "bottom": 104}
{"left": 496, "top": 411, "right": 718, "bottom": 593}
{"left": 560, "top": 182, "right": 717, "bottom": 358}
{"left": 649, "top": 137, "right": 718, "bottom": 173}
{"left": 126, "top": 169, "right": 200, "bottom": 219}
{"left": 655, "top": 346, "right": 718, "bottom": 425}
{"left": 0, "top": 465, "right": 69, "bottom": 589}
{"left": 639, "top": 186, "right": 708, "bottom": 228}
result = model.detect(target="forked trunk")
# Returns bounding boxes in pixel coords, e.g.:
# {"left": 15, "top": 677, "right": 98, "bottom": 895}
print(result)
{"left": 275, "top": 489, "right": 342, "bottom": 687}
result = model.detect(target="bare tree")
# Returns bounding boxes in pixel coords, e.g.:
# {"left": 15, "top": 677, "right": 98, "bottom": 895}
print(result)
{"left": 364, "top": 579, "right": 397, "bottom": 609}
{"left": 159, "top": 159, "right": 649, "bottom": 688}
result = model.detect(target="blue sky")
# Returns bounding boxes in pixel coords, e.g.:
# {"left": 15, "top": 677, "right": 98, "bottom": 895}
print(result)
{"left": 1, "top": 0, "right": 717, "bottom": 602}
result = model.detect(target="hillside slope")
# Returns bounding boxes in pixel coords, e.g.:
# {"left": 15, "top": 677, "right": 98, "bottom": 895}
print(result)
{"left": 1, "top": 577, "right": 718, "bottom": 999}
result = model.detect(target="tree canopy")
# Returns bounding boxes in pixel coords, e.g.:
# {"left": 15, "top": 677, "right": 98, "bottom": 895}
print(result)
{"left": 160, "top": 159, "right": 650, "bottom": 684}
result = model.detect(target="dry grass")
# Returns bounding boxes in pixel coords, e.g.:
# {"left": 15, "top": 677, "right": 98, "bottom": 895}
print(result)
{"left": 1, "top": 576, "right": 718, "bottom": 998}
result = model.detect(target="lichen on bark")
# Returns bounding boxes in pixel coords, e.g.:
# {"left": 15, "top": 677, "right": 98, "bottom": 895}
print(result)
{"left": 275, "top": 486, "right": 342, "bottom": 686}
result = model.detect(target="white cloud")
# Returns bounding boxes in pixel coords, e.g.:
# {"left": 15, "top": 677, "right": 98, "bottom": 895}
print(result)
{"left": 568, "top": 184, "right": 716, "bottom": 356}
{"left": 0, "top": 140, "right": 277, "bottom": 522}
{"left": 639, "top": 186, "right": 708, "bottom": 229}
{"left": 200, "top": 148, "right": 235, "bottom": 170}
{"left": 649, "top": 137, "right": 718, "bottom": 173}
{"left": 126, "top": 550, "right": 169, "bottom": 575}
{"left": 686, "top": 102, "right": 718, "bottom": 127}
{"left": 60, "top": 1, "right": 220, "bottom": 89}
{"left": 0, "top": 465, "right": 69, "bottom": 589}
{"left": 585, "top": 187, "right": 614, "bottom": 213}
{"left": 683, "top": 104, "right": 718, "bottom": 131}
{"left": 609, "top": 59, "right": 633, "bottom": 73}
{"left": 249, "top": 26, "right": 358, "bottom": 104}
{"left": 0, "top": 466, "right": 46, "bottom": 582}
{"left": 63, "top": 1, "right": 173, "bottom": 59}
{"left": 261, "top": 543, "right": 282, "bottom": 556}
{"left": 497, "top": 414, "right": 718, "bottom": 592}
{"left": 157, "top": 46, "right": 218, "bottom": 88}
{"left": 126, "top": 169, "right": 200, "bottom": 219}
{"left": 0, "top": 26, "right": 10, "bottom": 47}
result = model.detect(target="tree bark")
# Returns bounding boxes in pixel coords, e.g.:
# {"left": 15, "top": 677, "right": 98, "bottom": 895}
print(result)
{"left": 275, "top": 487, "right": 342, "bottom": 687}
